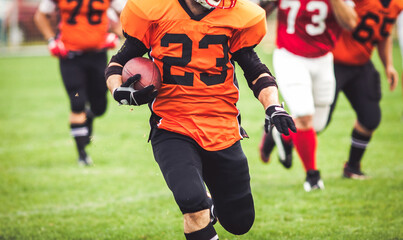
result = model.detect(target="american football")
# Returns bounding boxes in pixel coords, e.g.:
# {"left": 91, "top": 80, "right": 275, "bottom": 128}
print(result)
{"left": 122, "top": 57, "right": 162, "bottom": 90}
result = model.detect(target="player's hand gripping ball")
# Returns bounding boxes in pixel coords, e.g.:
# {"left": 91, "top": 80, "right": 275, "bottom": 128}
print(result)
{"left": 112, "top": 57, "right": 161, "bottom": 106}
{"left": 122, "top": 57, "right": 162, "bottom": 90}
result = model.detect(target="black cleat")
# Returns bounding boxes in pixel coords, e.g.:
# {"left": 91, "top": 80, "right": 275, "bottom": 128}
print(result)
{"left": 272, "top": 127, "right": 293, "bottom": 169}
{"left": 259, "top": 131, "right": 276, "bottom": 163}
{"left": 303, "top": 170, "right": 324, "bottom": 192}
{"left": 78, "top": 150, "right": 92, "bottom": 166}
{"left": 78, "top": 156, "right": 93, "bottom": 166}
{"left": 259, "top": 128, "right": 276, "bottom": 163}
{"left": 343, "top": 162, "right": 368, "bottom": 180}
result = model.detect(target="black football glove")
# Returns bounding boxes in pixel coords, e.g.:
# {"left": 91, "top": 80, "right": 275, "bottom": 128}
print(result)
{"left": 265, "top": 104, "right": 296, "bottom": 136}
{"left": 113, "top": 74, "right": 158, "bottom": 106}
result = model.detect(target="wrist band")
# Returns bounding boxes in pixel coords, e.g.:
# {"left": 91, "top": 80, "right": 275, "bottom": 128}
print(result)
{"left": 251, "top": 76, "right": 278, "bottom": 98}
{"left": 105, "top": 65, "right": 123, "bottom": 80}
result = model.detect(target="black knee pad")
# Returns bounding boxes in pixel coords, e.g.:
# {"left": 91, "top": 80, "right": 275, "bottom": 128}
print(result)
{"left": 361, "top": 116, "right": 380, "bottom": 131}
{"left": 89, "top": 91, "right": 107, "bottom": 116}
{"left": 91, "top": 100, "right": 107, "bottom": 117}
{"left": 175, "top": 189, "right": 211, "bottom": 214}
{"left": 217, "top": 194, "right": 255, "bottom": 235}
{"left": 357, "top": 107, "right": 381, "bottom": 131}
{"left": 70, "top": 93, "right": 86, "bottom": 113}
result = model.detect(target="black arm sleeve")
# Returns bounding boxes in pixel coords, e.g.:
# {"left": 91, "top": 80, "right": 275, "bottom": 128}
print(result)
{"left": 109, "top": 32, "right": 149, "bottom": 66}
{"left": 232, "top": 46, "right": 275, "bottom": 88}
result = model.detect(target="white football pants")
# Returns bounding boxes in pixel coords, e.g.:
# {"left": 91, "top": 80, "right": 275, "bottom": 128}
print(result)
{"left": 273, "top": 48, "right": 336, "bottom": 132}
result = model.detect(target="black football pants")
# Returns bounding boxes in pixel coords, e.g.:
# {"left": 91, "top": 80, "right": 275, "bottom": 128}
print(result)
{"left": 327, "top": 61, "right": 381, "bottom": 131}
{"left": 151, "top": 128, "right": 255, "bottom": 235}
{"left": 59, "top": 51, "right": 108, "bottom": 116}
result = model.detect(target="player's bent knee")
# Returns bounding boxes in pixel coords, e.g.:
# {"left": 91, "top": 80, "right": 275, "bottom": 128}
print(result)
{"left": 69, "top": 89, "right": 86, "bottom": 113}
{"left": 313, "top": 105, "right": 331, "bottom": 133}
{"left": 176, "top": 192, "right": 211, "bottom": 214}
{"left": 90, "top": 97, "right": 107, "bottom": 116}
{"left": 358, "top": 106, "right": 381, "bottom": 131}
{"left": 360, "top": 116, "right": 381, "bottom": 131}
{"left": 218, "top": 195, "right": 255, "bottom": 235}
{"left": 71, "top": 101, "right": 86, "bottom": 113}
{"left": 294, "top": 115, "right": 313, "bottom": 129}
{"left": 91, "top": 104, "right": 107, "bottom": 117}
{"left": 220, "top": 208, "right": 254, "bottom": 235}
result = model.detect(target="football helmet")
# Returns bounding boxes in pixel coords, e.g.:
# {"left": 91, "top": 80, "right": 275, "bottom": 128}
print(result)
{"left": 194, "top": 0, "right": 236, "bottom": 9}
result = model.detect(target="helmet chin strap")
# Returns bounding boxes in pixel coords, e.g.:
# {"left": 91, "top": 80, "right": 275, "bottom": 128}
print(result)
{"left": 195, "top": 0, "right": 221, "bottom": 9}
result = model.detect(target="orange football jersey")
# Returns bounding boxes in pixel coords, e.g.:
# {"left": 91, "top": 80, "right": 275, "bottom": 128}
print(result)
{"left": 121, "top": 0, "right": 266, "bottom": 151}
{"left": 333, "top": 0, "right": 403, "bottom": 65}
{"left": 54, "top": 0, "right": 112, "bottom": 51}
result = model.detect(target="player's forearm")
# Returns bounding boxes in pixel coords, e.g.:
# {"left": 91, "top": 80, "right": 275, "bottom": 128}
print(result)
{"left": 106, "top": 63, "right": 124, "bottom": 94}
{"left": 377, "top": 35, "right": 393, "bottom": 70}
{"left": 112, "top": 24, "right": 124, "bottom": 39}
{"left": 329, "top": 0, "right": 358, "bottom": 31}
{"left": 34, "top": 11, "right": 55, "bottom": 40}
{"left": 378, "top": 35, "right": 398, "bottom": 91}
{"left": 106, "top": 75, "right": 123, "bottom": 94}
{"left": 107, "top": 8, "right": 124, "bottom": 38}
{"left": 257, "top": 85, "right": 280, "bottom": 109}
{"left": 397, "top": 13, "right": 403, "bottom": 67}
{"left": 398, "top": 13, "right": 403, "bottom": 88}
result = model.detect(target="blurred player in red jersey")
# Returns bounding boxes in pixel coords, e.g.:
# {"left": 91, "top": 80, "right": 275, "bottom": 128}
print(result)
{"left": 327, "top": 0, "right": 403, "bottom": 179}
{"left": 104, "top": 0, "right": 296, "bottom": 238}
{"left": 258, "top": 0, "right": 357, "bottom": 191}
{"left": 34, "top": 0, "right": 125, "bottom": 165}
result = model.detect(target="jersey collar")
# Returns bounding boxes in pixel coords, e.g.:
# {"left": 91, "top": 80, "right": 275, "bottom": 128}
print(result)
{"left": 178, "top": 0, "right": 214, "bottom": 21}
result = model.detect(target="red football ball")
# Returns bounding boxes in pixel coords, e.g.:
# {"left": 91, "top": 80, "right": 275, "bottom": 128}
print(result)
{"left": 122, "top": 57, "right": 162, "bottom": 90}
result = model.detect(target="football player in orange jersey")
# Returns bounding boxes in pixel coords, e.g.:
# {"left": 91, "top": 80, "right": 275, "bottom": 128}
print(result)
{"left": 398, "top": 12, "right": 403, "bottom": 91}
{"left": 104, "top": 0, "right": 296, "bottom": 238}
{"left": 328, "top": 0, "right": 402, "bottom": 179}
{"left": 34, "top": 0, "right": 125, "bottom": 165}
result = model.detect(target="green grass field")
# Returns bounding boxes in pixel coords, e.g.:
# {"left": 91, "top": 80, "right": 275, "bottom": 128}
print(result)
{"left": 0, "top": 42, "right": 402, "bottom": 240}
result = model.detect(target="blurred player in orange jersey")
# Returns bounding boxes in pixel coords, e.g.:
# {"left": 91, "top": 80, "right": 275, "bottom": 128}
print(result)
{"left": 398, "top": 12, "right": 403, "bottom": 93}
{"left": 104, "top": 0, "right": 296, "bottom": 238}
{"left": 328, "top": 0, "right": 402, "bottom": 179}
{"left": 34, "top": 0, "right": 126, "bottom": 165}
{"left": 257, "top": 0, "right": 357, "bottom": 192}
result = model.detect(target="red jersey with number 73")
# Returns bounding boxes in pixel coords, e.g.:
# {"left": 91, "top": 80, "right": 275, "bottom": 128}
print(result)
{"left": 333, "top": 0, "right": 403, "bottom": 65}
{"left": 120, "top": 0, "right": 267, "bottom": 151}
{"left": 276, "top": 0, "right": 343, "bottom": 58}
